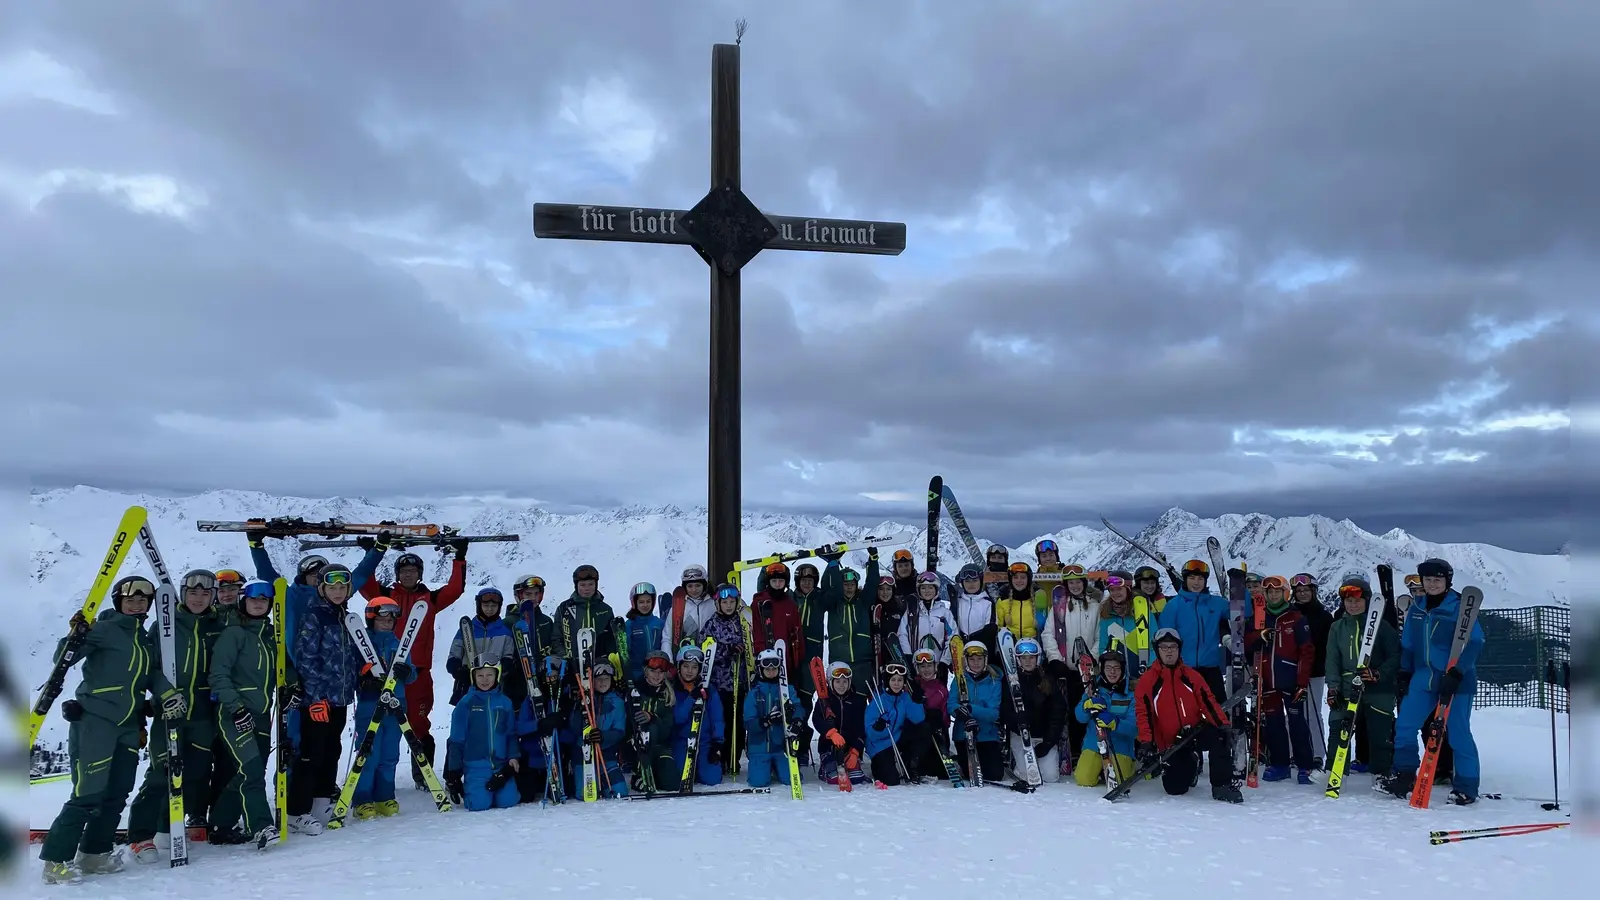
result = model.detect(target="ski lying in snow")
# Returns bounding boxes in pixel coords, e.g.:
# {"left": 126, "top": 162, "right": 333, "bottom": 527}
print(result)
{"left": 622, "top": 787, "right": 773, "bottom": 801}
{"left": 29, "top": 827, "right": 207, "bottom": 846}
{"left": 731, "top": 532, "right": 918, "bottom": 575}
{"left": 1429, "top": 822, "right": 1567, "bottom": 845}
{"left": 30, "top": 505, "right": 145, "bottom": 746}
{"left": 997, "top": 629, "right": 1042, "bottom": 789}
{"left": 298, "top": 532, "right": 519, "bottom": 551}
{"left": 1410, "top": 586, "right": 1483, "bottom": 809}
{"left": 939, "top": 482, "right": 985, "bottom": 568}
{"left": 1325, "top": 569, "right": 1388, "bottom": 799}
{"left": 196, "top": 517, "right": 438, "bottom": 537}
{"left": 138, "top": 521, "right": 187, "bottom": 868}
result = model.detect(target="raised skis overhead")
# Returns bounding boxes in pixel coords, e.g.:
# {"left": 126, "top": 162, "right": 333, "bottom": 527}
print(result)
{"left": 196, "top": 517, "right": 439, "bottom": 537}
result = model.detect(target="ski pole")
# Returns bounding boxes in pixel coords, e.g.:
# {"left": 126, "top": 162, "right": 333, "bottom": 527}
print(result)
{"left": 1429, "top": 822, "right": 1568, "bottom": 845}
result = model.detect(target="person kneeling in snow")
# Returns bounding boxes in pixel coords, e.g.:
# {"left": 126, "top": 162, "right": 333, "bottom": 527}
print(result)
{"left": 1134, "top": 629, "right": 1243, "bottom": 803}
{"left": 741, "top": 649, "right": 801, "bottom": 789}
{"left": 574, "top": 661, "right": 630, "bottom": 797}
{"left": 1072, "top": 650, "right": 1137, "bottom": 787}
{"left": 445, "top": 657, "right": 521, "bottom": 811}
{"left": 865, "top": 662, "right": 926, "bottom": 785}
{"left": 812, "top": 661, "right": 869, "bottom": 785}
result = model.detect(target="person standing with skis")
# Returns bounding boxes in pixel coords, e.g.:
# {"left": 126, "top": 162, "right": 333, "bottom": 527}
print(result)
{"left": 1041, "top": 565, "right": 1100, "bottom": 753}
{"left": 827, "top": 565, "right": 878, "bottom": 692}
{"left": 1383, "top": 558, "right": 1485, "bottom": 804}
{"left": 1325, "top": 577, "right": 1399, "bottom": 778}
{"left": 620, "top": 583, "right": 666, "bottom": 683}
{"left": 1097, "top": 574, "right": 1145, "bottom": 677}
{"left": 669, "top": 647, "right": 724, "bottom": 788}
{"left": 660, "top": 565, "right": 714, "bottom": 653}
{"left": 948, "top": 641, "right": 1005, "bottom": 783}
{"left": 554, "top": 565, "right": 617, "bottom": 670}
{"left": 37, "top": 577, "right": 157, "bottom": 885}
{"left": 996, "top": 563, "right": 1039, "bottom": 643}
{"left": 1290, "top": 573, "right": 1334, "bottom": 767}
{"left": 897, "top": 571, "right": 955, "bottom": 668}
{"left": 350, "top": 598, "right": 416, "bottom": 819}
{"left": 699, "top": 584, "right": 748, "bottom": 773}
{"left": 751, "top": 563, "right": 806, "bottom": 762}
{"left": 205, "top": 580, "right": 285, "bottom": 849}
{"left": 949, "top": 564, "right": 998, "bottom": 660}
{"left": 288, "top": 564, "right": 366, "bottom": 834}
{"left": 1008, "top": 639, "right": 1065, "bottom": 783}
{"left": 630, "top": 651, "right": 681, "bottom": 791}
{"left": 1134, "top": 629, "right": 1242, "bottom": 803}
{"left": 865, "top": 662, "right": 926, "bottom": 786}
{"left": 446, "top": 588, "right": 520, "bottom": 706}
{"left": 359, "top": 544, "right": 466, "bottom": 791}
{"left": 909, "top": 648, "right": 953, "bottom": 779}
{"left": 1154, "top": 560, "right": 1230, "bottom": 700}
{"left": 1243, "top": 575, "right": 1316, "bottom": 784}
{"left": 873, "top": 575, "right": 906, "bottom": 672}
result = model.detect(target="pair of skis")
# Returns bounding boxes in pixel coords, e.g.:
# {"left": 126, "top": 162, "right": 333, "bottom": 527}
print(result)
{"left": 948, "top": 635, "right": 985, "bottom": 788}
{"left": 997, "top": 628, "right": 1043, "bottom": 790}
{"left": 510, "top": 624, "right": 565, "bottom": 804}
{"left": 1074, "top": 636, "right": 1121, "bottom": 792}
{"left": 328, "top": 604, "right": 452, "bottom": 828}
{"left": 1324, "top": 565, "right": 1392, "bottom": 798}
{"left": 679, "top": 636, "right": 719, "bottom": 792}
{"left": 1410, "top": 585, "right": 1484, "bottom": 809}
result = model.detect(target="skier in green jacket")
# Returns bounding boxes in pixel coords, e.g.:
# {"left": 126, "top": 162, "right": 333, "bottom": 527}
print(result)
{"left": 38, "top": 576, "right": 157, "bottom": 886}
{"left": 1325, "top": 576, "right": 1401, "bottom": 776}
{"left": 126, "top": 570, "right": 224, "bottom": 853}
{"left": 826, "top": 556, "right": 880, "bottom": 692}
{"left": 203, "top": 580, "right": 287, "bottom": 849}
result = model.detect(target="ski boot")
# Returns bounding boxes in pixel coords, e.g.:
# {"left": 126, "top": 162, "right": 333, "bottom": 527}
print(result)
{"left": 1349, "top": 760, "right": 1370, "bottom": 774}
{"left": 253, "top": 825, "right": 280, "bottom": 849}
{"left": 1378, "top": 769, "right": 1415, "bottom": 798}
{"left": 1297, "top": 768, "right": 1315, "bottom": 786}
{"left": 128, "top": 841, "right": 160, "bottom": 864}
{"left": 1212, "top": 784, "right": 1244, "bottom": 804}
{"left": 1447, "top": 790, "right": 1476, "bottom": 806}
{"left": 1262, "top": 765, "right": 1291, "bottom": 782}
{"left": 355, "top": 803, "right": 379, "bottom": 820}
{"left": 376, "top": 800, "right": 400, "bottom": 817}
{"left": 75, "top": 849, "right": 125, "bottom": 875}
{"left": 41, "top": 860, "right": 84, "bottom": 885}
{"left": 289, "top": 813, "right": 324, "bottom": 836}
{"left": 210, "top": 827, "right": 250, "bottom": 845}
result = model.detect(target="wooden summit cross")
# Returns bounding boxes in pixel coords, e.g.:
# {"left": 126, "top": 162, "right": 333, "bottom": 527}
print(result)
{"left": 532, "top": 42, "right": 906, "bottom": 584}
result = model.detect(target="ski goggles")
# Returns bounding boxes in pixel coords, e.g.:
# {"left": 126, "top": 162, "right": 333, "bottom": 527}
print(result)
{"left": 828, "top": 664, "right": 853, "bottom": 680}
{"left": 892, "top": 549, "right": 914, "bottom": 562}
{"left": 1061, "top": 564, "right": 1086, "bottom": 579}
{"left": 630, "top": 582, "right": 657, "bottom": 598}
{"left": 320, "top": 569, "right": 352, "bottom": 586}
{"left": 644, "top": 654, "right": 674, "bottom": 672}
{"left": 883, "top": 663, "right": 908, "bottom": 678}
{"left": 215, "top": 569, "right": 245, "bottom": 586}
{"left": 1404, "top": 575, "right": 1423, "bottom": 589}
{"left": 1338, "top": 584, "right": 1365, "bottom": 599}
{"left": 241, "top": 581, "right": 275, "bottom": 600}
{"left": 1035, "top": 539, "right": 1058, "bottom": 554}
{"left": 717, "top": 584, "right": 740, "bottom": 601}
{"left": 913, "top": 650, "right": 938, "bottom": 666}
{"left": 1291, "top": 573, "right": 1316, "bottom": 587}
{"left": 116, "top": 577, "right": 157, "bottom": 600}
{"left": 592, "top": 662, "right": 617, "bottom": 678}
{"left": 1180, "top": 559, "right": 1209, "bottom": 576}
{"left": 842, "top": 569, "right": 860, "bottom": 583}
{"left": 1104, "top": 575, "right": 1127, "bottom": 588}
{"left": 183, "top": 571, "right": 216, "bottom": 590}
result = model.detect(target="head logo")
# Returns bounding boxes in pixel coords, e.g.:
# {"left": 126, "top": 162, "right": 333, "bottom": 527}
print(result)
{"left": 100, "top": 530, "right": 130, "bottom": 577}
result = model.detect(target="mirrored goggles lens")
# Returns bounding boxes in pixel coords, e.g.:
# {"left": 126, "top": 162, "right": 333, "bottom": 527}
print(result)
{"left": 717, "top": 585, "right": 740, "bottom": 600}
{"left": 117, "top": 578, "right": 157, "bottom": 600}
{"left": 183, "top": 572, "right": 216, "bottom": 590}
{"left": 892, "top": 549, "right": 913, "bottom": 562}
{"left": 321, "top": 570, "right": 352, "bottom": 586}
{"left": 1291, "top": 573, "right": 1316, "bottom": 586}
{"left": 215, "top": 569, "right": 245, "bottom": 585}
{"left": 1036, "top": 540, "right": 1058, "bottom": 553}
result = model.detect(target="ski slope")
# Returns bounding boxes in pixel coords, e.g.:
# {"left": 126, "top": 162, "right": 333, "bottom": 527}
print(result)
{"left": 17, "top": 709, "right": 1580, "bottom": 897}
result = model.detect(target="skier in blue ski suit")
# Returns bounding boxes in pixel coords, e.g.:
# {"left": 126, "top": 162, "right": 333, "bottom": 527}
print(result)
{"left": 444, "top": 659, "right": 521, "bottom": 811}
{"left": 620, "top": 585, "right": 666, "bottom": 683}
{"left": 351, "top": 600, "right": 417, "bottom": 816}
{"left": 948, "top": 642, "right": 1005, "bottom": 782}
{"left": 863, "top": 665, "right": 925, "bottom": 786}
{"left": 1388, "top": 559, "right": 1485, "bottom": 802}
{"left": 566, "top": 662, "right": 629, "bottom": 797}
{"left": 740, "top": 649, "right": 800, "bottom": 789}
{"left": 671, "top": 648, "right": 725, "bottom": 787}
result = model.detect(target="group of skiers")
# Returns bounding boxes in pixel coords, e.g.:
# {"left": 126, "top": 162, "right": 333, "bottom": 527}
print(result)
{"left": 35, "top": 527, "right": 1487, "bottom": 886}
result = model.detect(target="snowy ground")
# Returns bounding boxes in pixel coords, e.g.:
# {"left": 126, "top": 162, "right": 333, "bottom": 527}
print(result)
{"left": 14, "top": 708, "right": 1583, "bottom": 897}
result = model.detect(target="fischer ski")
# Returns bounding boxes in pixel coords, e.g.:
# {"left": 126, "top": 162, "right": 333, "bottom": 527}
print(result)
{"left": 511, "top": 627, "right": 561, "bottom": 803}
{"left": 926, "top": 475, "right": 943, "bottom": 573}
{"left": 1326, "top": 568, "right": 1388, "bottom": 798}
{"left": 939, "top": 483, "right": 985, "bottom": 568}
{"left": 30, "top": 505, "right": 145, "bottom": 745}
{"left": 997, "top": 629, "right": 1042, "bottom": 789}
{"left": 576, "top": 627, "right": 601, "bottom": 801}
{"left": 297, "top": 532, "right": 518, "bottom": 551}
{"left": 137, "top": 522, "right": 187, "bottom": 868}
{"left": 1410, "top": 586, "right": 1483, "bottom": 809}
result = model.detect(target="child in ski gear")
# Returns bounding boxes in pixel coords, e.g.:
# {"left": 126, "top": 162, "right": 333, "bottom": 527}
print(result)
{"left": 699, "top": 584, "right": 748, "bottom": 772}
{"left": 1132, "top": 566, "right": 1168, "bottom": 614}
{"left": 128, "top": 569, "right": 222, "bottom": 846}
{"left": 1290, "top": 573, "right": 1334, "bottom": 765}
{"left": 741, "top": 648, "right": 801, "bottom": 789}
{"left": 447, "top": 588, "right": 519, "bottom": 705}
{"left": 205, "top": 580, "right": 285, "bottom": 849}
{"left": 1135, "top": 629, "right": 1242, "bottom": 803}
{"left": 289, "top": 563, "right": 367, "bottom": 835}
{"left": 621, "top": 583, "right": 666, "bottom": 683}
{"left": 670, "top": 646, "right": 724, "bottom": 787}
{"left": 985, "top": 544, "right": 1010, "bottom": 600}
{"left": 351, "top": 598, "right": 416, "bottom": 819}
{"left": 752, "top": 563, "right": 807, "bottom": 762}
{"left": 1030, "top": 540, "right": 1065, "bottom": 631}
{"left": 812, "top": 661, "right": 869, "bottom": 785}
{"left": 950, "top": 564, "right": 998, "bottom": 658}
{"left": 1097, "top": 575, "right": 1145, "bottom": 676}
{"left": 579, "top": 661, "right": 630, "bottom": 796}
{"left": 1073, "top": 650, "right": 1137, "bottom": 787}
{"left": 555, "top": 564, "right": 617, "bottom": 665}
{"left": 908, "top": 649, "right": 953, "bottom": 779}
{"left": 1325, "top": 577, "right": 1399, "bottom": 776}
{"left": 1041, "top": 566, "right": 1100, "bottom": 753}
{"left": 948, "top": 641, "right": 1005, "bottom": 782}
{"left": 359, "top": 543, "right": 466, "bottom": 790}
{"left": 1008, "top": 638, "right": 1065, "bottom": 783}
{"left": 873, "top": 574, "right": 906, "bottom": 672}
{"left": 888, "top": 548, "right": 920, "bottom": 603}
{"left": 898, "top": 571, "right": 955, "bottom": 666}
{"left": 792, "top": 561, "right": 835, "bottom": 689}
{"left": 206, "top": 567, "right": 247, "bottom": 811}
{"left": 629, "top": 650, "right": 681, "bottom": 791}
{"left": 1154, "top": 559, "right": 1231, "bottom": 699}
{"left": 827, "top": 563, "right": 878, "bottom": 691}
{"left": 445, "top": 657, "right": 522, "bottom": 810}
{"left": 997, "top": 563, "right": 1039, "bottom": 642}
{"left": 1386, "top": 558, "right": 1484, "bottom": 804}
{"left": 865, "top": 663, "right": 926, "bottom": 785}
{"left": 38, "top": 576, "right": 157, "bottom": 884}
{"left": 1244, "top": 576, "right": 1316, "bottom": 783}
{"left": 661, "top": 564, "right": 715, "bottom": 652}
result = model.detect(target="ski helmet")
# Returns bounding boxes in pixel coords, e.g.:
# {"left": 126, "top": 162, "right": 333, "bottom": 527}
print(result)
{"left": 1291, "top": 572, "right": 1317, "bottom": 588}
{"left": 916, "top": 571, "right": 940, "bottom": 586}
{"left": 1015, "top": 638, "right": 1042, "bottom": 657}
{"left": 512, "top": 575, "right": 545, "bottom": 594}
{"left": 764, "top": 562, "right": 789, "bottom": 581}
{"left": 715, "top": 582, "right": 740, "bottom": 601}
{"left": 1062, "top": 564, "right": 1088, "bottom": 581}
{"left": 962, "top": 640, "right": 988, "bottom": 658}
{"left": 240, "top": 580, "right": 274, "bottom": 617}
{"left": 592, "top": 661, "right": 617, "bottom": 678}
{"left": 297, "top": 555, "right": 328, "bottom": 580}
{"left": 1153, "top": 627, "right": 1183, "bottom": 648}
{"left": 630, "top": 581, "right": 657, "bottom": 599}
{"left": 364, "top": 596, "right": 401, "bottom": 626}
{"left": 1133, "top": 566, "right": 1161, "bottom": 584}
{"left": 957, "top": 563, "right": 983, "bottom": 583}
{"left": 677, "top": 645, "right": 705, "bottom": 666}
{"left": 643, "top": 650, "right": 673, "bottom": 672}
{"left": 111, "top": 575, "right": 156, "bottom": 613}
{"left": 878, "top": 575, "right": 894, "bottom": 589}
{"left": 1261, "top": 575, "right": 1289, "bottom": 593}
{"left": 394, "top": 553, "right": 425, "bottom": 575}
{"left": 1099, "top": 648, "right": 1125, "bottom": 667}
{"left": 681, "top": 564, "right": 708, "bottom": 585}
{"left": 469, "top": 654, "right": 500, "bottom": 681}
{"left": 318, "top": 564, "right": 352, "bottom": 590}
{"left": 756, "top": 648, "right": 783, "bottom": 668}
{"left": 181, "top": 568, "right": 216, "bottom": 593}
{"left": 215, "top": 568, "right": 245, "bottom": 588}
{"left": 1416, "top": 558, "right": 1453, "bottom": 586}
{"left": 1008, "top": 562, "right": 1032, "bottom": 575}
{"left": 827, "top": 661, "right": 852, "bottom": 680}
{"left": 475, "top": 587, "right": 504, "bottom": 607}
{"left": 913, "top": 648, "right": 938, "bottom": 666}
{"left": 986, "top": 544, "right": 1009, "bottom": 560}
{"left": 795, "top": 563, "right": 819, "bottom": 581}
{"left": 1180, "top": 559, "right": 1209, "bottom": 579}
{"left": 1035, "top": 539, "right": 1059, "bottom": 555}
{"left": 572, "top": 564, "right": 599, "bottom": 584}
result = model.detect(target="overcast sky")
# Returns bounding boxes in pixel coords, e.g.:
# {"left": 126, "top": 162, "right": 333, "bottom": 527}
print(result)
{"left": 4, "top": 1, "right": 1586, "bottom": 553}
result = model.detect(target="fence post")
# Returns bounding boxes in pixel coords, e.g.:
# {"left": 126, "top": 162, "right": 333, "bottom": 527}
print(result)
{"left": 1533, "top": 606, "right": 1546, "bottom": 709}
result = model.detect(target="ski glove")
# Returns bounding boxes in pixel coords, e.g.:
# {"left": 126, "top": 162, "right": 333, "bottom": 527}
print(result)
{"left": 908, "top": 682, "right": 926, "bottom": 705}
{"left": 843, "top": 749, "right": 861, "bottom": 771}
{"left": 449, "top": 538, "right": 470, "bottom": 556}
{"left": 160, "top": 692, "right": 188, "bottom": 721}
{"left": 373, "top": 530, "right": 393, "bottom": 551}
{"left": 872, "top": 716, "right": 889, "bottom": 732}
{"left": 246, "top": 528, "right": 268, "bottom": 546}
{"left": 359, "top": 674, "right": 385, "bottom": 695}
{"left": 485, "top": 766, "right": 513, "bottom": 793}
{"left": 633, "top": 708, "right": 652, "bottom": 726}
{"left": 963, "top": 717, "right": 978, "bottom": 736}
{"left": 61, "top": 700, "right": 83, "bottom": 723}
{"left": 445, "top": 657, "right": 463, "bottom": 677}
{"left": 445, "top": 771, "right": 465, "bottom": 806}
{"left": 232, "top": 708, "right": 255, "bottom": 734}
{"left": 391, "top": 662, "right": 414, "bottom": 682}
{"left": 1436, "top": 666, "right": 1464, "bottom": 698}
{"left": 582, "top": 725, "right": 603, "bottom": 746}
{"left": 952, "top": 704, "right": 972, "bottom": 721}
{"left": 706, "top": 741, "right": 724, "bottom": 765}
{"left": 1136, "top": 741, "right": 1158, "bottom": 766}
{"left": 308, "top": 700, "right": 330, "bottom": 724}
{"left": 826, "top": 729, "right": 847, "bottom": 749}
{"left": 68, "top": 612, "right": 90, "bottom": 637}
{"left": 759, "top": 707, "right": 783, "bottom": 729}
{"left": 533, "top": 717, "right": 558, "bottom": 738}
{"left": 356, "top": 536, "right": 376, "bottom": 550}
{"left": 1357, "top": 666, "right": 1379, "bottom": 684}
{"left": 1083, "top": 700, "right": 1107, "bottom": 716}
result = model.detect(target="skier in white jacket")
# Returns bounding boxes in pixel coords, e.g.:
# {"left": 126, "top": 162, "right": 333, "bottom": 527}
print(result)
{"left": 1040, "top": 567, "right": 1102, "bottom": 758}
{"left": 898, "top": 572, "right": 956, "bottom": 666}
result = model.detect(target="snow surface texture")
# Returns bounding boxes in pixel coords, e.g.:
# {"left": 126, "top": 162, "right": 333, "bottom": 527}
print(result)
{"left": 18, "top": 709, "right": 1580, "bottom": 898}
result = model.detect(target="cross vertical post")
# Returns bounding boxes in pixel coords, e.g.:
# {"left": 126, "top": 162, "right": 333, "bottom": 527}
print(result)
{"left": 708, "top": 43, "right": 741, "bottom": 586}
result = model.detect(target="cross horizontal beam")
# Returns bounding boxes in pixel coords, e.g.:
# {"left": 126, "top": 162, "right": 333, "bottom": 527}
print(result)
{"left": 534, "top": 202, "right": 906, "bottom": 256}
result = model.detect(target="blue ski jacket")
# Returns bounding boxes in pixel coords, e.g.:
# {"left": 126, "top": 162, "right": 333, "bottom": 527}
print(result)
{"left": 1074, "top": 681, "right": 1138, "bottom": 758}
{"left": 1155, "top": 590, "right": 1230, "bottom": 669}
{"left": 513, "top": 698, "right": 548, "bottom": 767}
{"left": 863, "top": 687, "right": 925, "bottom": 758}
{"left": 670, "top": 679, "right": 725, "bottom": 757}
{"left": 948, "top": 668, "right": 1003, "bottom": 743}
{"left": 1400, "top": 590, "right": 1485, "bottom": 694}
{"left": 252, "top": 543, "right": 382, "bottom": 665}
{"left": 355, "top": 626, "right": 416, "bottom": 709}
{"left": 620, "top": 612, "right": 665, "bottom": 682}
{"left": 566, "top": 687, "right": 628, "bottom": 754}
{"left": 447, "top": 684, "right": 518, "bottom": 772}
{"left": 741, "top": 679, "right": 800, "bottom": 756}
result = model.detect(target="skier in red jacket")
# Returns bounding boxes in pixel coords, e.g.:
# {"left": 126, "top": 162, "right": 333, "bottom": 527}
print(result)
{"left": 1243, "top": 575, "right": 1316, "bottom": 784}
{"left": 751, "top": 562, "right": 807, "bottom": 764}
{"left": 359, "top": 543, "right": 468, "bottom": 789}
{"left": 1134, "top": 629, "right": 1243, "bottom": 803}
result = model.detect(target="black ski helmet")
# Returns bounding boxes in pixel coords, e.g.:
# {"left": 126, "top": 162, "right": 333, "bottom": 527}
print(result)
{"left": 573, "top": 564, "right": 599, "bottom": 584}
{"left": 1416, "top": 558, "right": 1453, "bottom": 587}
{"left": 1133, "top": 566, "right": 1161, "bottom": 585}
{"left": 394, "top": 553, "right": 425, "bottom": 575}
{"left": 1339, "top": 575, "right": 1371, "bottom": 599}
{"left": 111, "top": 575, "right": 157, "bottom": 614}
